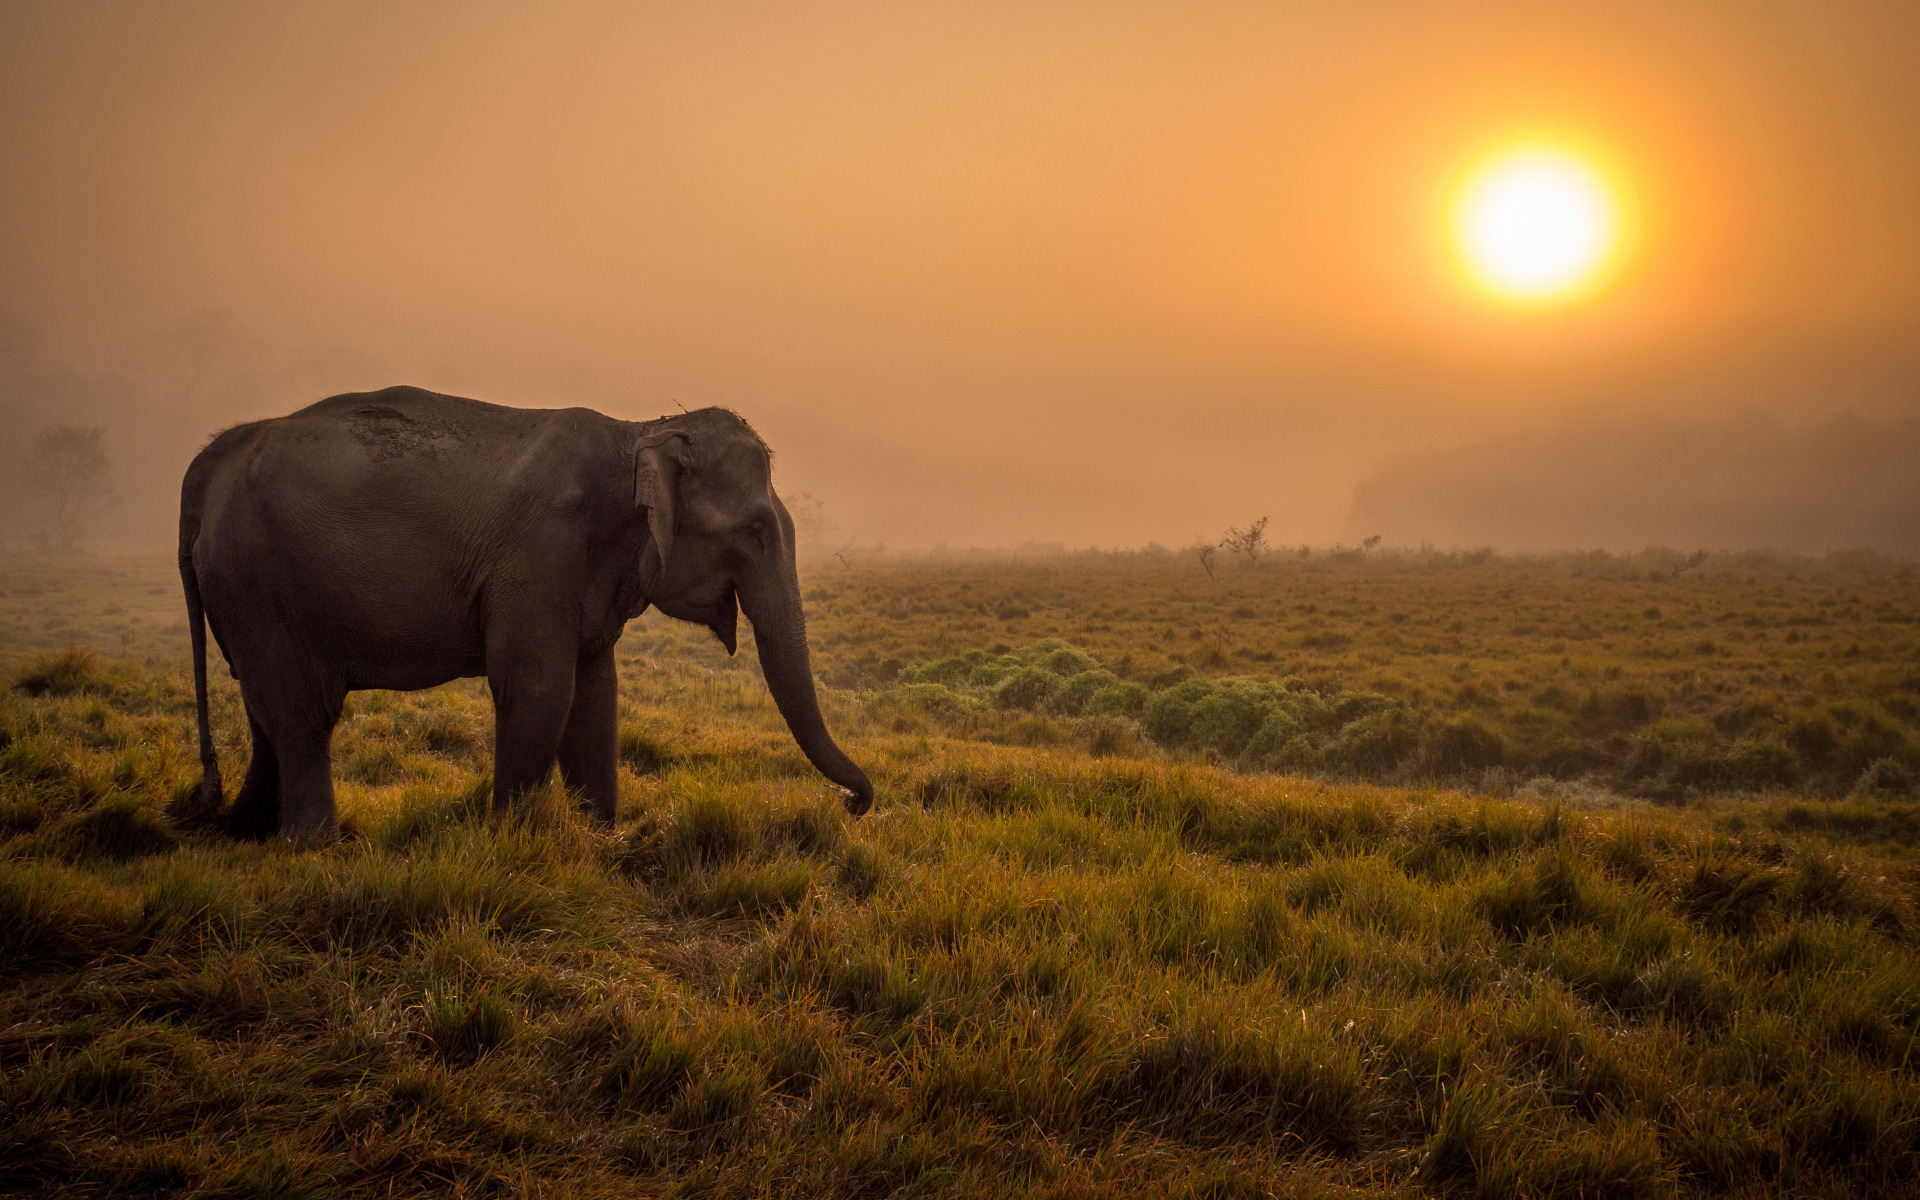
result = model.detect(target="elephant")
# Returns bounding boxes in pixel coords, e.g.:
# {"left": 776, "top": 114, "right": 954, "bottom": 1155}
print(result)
{"left": 177, "top": 385, "right": 872, "bottom": 837}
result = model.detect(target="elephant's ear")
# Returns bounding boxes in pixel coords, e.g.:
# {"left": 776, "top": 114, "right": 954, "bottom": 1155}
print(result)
{"left": 635, "top": 432, "right": 690, "bottom": 569}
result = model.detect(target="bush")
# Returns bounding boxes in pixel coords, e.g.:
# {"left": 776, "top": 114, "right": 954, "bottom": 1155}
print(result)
{"left": 1084, "top": 680, "right": 1148, "bottom": 718}
{"left": 993, "top": 667, "right": 1062, "bottom": 712}
{"left": 897, "top": 682, "right": 978, "bottom": 721}
{"left": 1323, "top": 710, "right": 1417, "bottom": 776}
{"left": 1420, "top": 719, "right": 1507, "bottom": 777}
{"left": 1628, "top": 720, "right": 1724, "bottom": 792}
{"left": 1580, "top": 686, "right": 1663, "bottom": 732}
{"left": 1187, "top": 678, "right": 1284, "bottom": 756}
{"left": 1854, "top": 757, "right": 1915, "bottom": 796}
{"left": 1724, "top": 738, "right": 1800, "bottom": 791}
{"left": 1143, "top": 679, "right": 1217, "bottom": 747}
{"left": 1053, "top": 669, "right": 1119, "bottom": 716}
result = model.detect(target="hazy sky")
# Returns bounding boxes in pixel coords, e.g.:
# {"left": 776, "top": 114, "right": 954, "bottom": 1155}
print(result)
{"left": 2, "top": 1, "right": 1917, "bottom": 549}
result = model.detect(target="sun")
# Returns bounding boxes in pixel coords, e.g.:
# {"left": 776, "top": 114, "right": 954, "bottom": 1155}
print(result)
{"left": 1452, "top": 147, "right": 1627, "bottom": 304}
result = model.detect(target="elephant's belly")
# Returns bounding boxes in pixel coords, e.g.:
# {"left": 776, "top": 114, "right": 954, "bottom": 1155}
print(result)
{"left": 343, "top": 655, "right": 485, "bottom": 693}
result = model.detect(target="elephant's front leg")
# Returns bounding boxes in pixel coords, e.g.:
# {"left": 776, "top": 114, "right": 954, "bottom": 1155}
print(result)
{"left": 558, "top": 644, "right": 619, "bottom": 824}
{"left": 486, "top": 636, "right": 577, "bottom": 814}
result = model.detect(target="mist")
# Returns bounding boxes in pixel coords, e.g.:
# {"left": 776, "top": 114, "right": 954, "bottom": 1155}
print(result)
{"left": 3, "top": 1, "right": 1918, "bottom": 554}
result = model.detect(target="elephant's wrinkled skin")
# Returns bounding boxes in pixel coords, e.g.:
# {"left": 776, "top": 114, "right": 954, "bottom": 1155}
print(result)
{"left": 178, "top": 386, "right": 872, "bottom": 837}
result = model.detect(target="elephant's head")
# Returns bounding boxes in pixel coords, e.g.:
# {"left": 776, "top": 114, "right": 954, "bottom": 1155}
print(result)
{"left": 633, "top": 409, "right": 873, "bottom": 815}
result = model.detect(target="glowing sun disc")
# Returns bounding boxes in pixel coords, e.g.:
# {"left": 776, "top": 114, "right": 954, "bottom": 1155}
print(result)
{"left": 1454, "top": 149, "right": 1623, "bottom": 303}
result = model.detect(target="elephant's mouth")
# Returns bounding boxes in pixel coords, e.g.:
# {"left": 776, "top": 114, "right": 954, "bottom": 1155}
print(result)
{"left": 706, "top": 587, "right": 739, "bottom": 655}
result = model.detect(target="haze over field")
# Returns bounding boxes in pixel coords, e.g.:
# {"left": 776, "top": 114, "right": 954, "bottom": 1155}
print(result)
{"left": 1, "top": 1, "right": 1917, "bottom": 552}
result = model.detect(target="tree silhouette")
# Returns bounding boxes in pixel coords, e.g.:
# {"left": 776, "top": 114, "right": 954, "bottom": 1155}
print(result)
{"left": 1221, "top": 516, "right": 1270, "bottom": 563}
{"left": 24, "top": 425, "right": 117, "bottom": 552}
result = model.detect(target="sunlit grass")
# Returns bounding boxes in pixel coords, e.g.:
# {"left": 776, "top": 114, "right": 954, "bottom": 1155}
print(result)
{"left": 1, "top": 548, "right": 1917, "bottom": 1195}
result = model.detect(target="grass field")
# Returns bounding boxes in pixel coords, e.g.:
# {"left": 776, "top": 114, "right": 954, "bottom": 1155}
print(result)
{"left": 3, "top": 549, "right": 1920, "bottom": 1197}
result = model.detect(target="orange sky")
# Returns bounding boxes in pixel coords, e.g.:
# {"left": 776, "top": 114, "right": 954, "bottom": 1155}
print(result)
{"left": 2, "top": 1, "right": 1917, "bottom": 548}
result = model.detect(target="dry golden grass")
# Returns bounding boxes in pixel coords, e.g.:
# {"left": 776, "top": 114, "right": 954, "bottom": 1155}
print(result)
{"left": 2, "top": 548, "right": 1918, "bottom": 1197}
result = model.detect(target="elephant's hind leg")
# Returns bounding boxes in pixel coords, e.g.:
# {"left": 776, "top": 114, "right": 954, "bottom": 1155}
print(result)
{"left": 234, "top": 681, "right": 344, "bottom": 838}
{"left": 558, "top": 645, "right": 619, "bottom": 824}
{"left": 274, "top": 706, "right": 344, "bottom": 838}
{"left": 226, "top": 712, "right": 281, "bottom": 839}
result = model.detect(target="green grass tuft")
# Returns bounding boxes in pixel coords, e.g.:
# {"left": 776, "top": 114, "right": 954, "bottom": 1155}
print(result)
{"left": 11, "top": 646, "right": 105, "bottom": 698}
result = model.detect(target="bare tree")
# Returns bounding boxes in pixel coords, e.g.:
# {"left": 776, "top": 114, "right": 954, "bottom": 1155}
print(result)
{"left": 1668, "top": 550, "right": 1709, "bottom": 579}
{"left": 1193, "top": 541, "right": 1218, "bottom": 581}
{"left": 24, "top": 425, "right": 117, "bottom": 552}
{"left": 1362, "top": 534, "right": 1382, "bottom": 554}
{"left": 1221, "top": 516, "right": 1270, "bottom": 564}
{"left": 786, "top": 491, "right": 834, "bottom": 548}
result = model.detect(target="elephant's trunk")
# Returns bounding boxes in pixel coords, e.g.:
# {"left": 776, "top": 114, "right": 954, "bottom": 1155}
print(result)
{"left": 738, "top": 567, "right": 874, "bottom": 815}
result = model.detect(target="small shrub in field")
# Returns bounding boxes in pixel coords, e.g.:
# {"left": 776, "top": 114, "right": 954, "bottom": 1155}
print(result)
{"left": 1052, "top": 668, "right": 1118, "bottom": 715}
{"left": 1474, "top": 849, "right": 1605, "bottom": 935}
{"left": 993, "top": 666, "right": 1060, "bottom": 712}
{"left": 1854, "top": 756, "right": 1915, "bottom": 796}
{"left": 1420, "top": 718, "right": 1506, "bottom": 777}
{"left": 1628, "top": 719, "right": 1724, "bottom": 792}
{"left": 1723, "top": 737, "right": 1800, "bottom": 790}
{"left": 1579, "top": 685, "right": 1662, "bottom": 733}
{"left": 767, "top": 802, "right": 844, "bottom": 858}
{"left": 1083, "top": 680, "right": 1148, "bottom": 718}
{"left": 1419, "top": 1074, "right": 1522, "bottom": 1191}
{"left": 1322, "top": 710, "right": 1418, "bottom": 776}
{"left": 896, "top": 682, "right": 976, "bottom": 720}
{"left": 12, "top": 647, "right": 104, "bottom": 697}
{"left": 138, "top": 865, "right": 254, "bottom": 946}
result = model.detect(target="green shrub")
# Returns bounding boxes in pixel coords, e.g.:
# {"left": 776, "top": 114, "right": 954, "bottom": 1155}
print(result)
{"left": 1187, "top": 678, "right": 1283, "bottom": 756}
{"left": 1322, "top": 710, "right": 1417, "bottom": 776}
{"left": 1853, "top": 757, "right": 1915, "bottom": 796}
{"left": 1084, "top": 680, "right": 1148, "bottom": 718}
{"left": 1420, "top": 719, "right": 1506, "bottom": 777}
{"left": 1052, "top": 669, "right": 1118, "bottom": 716}
{"left": 1142, "top": 678, "right": 1216, "bottom": 747}
{"left": 993, "top": 667, "right": 1061, "bottom": 712}
{"left": 1580, "top": 685, "right": 1662, "bottom": 732}
{"left": 1723, "top": 737, "right": 1800, "bottom": 790}
{"left": 897, "top": 682, "right": 976, "bottom": 720}
{"left": 1787, "top": 711, "right": 1839, "bottom": 768}
{"left": 1628, "top": 719, "right": 1724, "bottom": 791}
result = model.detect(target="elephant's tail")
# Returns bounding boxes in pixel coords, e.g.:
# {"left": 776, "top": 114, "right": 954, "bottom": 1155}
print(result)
{"left": 179, "top": 513, "right": 223, "bottom": 815}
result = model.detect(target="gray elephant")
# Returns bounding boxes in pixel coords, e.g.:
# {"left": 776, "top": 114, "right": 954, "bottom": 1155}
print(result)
{"left": 178, "top": 385, "right": 872, "bottom": 836}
